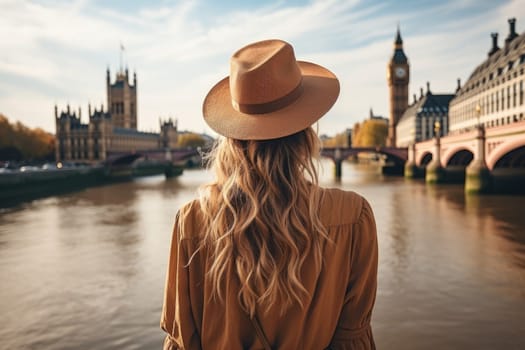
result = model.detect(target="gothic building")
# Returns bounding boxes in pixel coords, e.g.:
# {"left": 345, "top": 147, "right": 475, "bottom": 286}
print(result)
{"left": 396, "top": 83, "right": 454, "bottom": 147}
{"left": 387, "top": 26, "right": 410, "bottom": 147}
{"left": 55, "top": 69, "right": 178, "bottom": 163}
{"left": 449, "top": 18, "right": 525, "bottom": 133}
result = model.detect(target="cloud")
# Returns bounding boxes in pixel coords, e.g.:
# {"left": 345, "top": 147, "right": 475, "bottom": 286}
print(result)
{"left": 0, "top": 0, "right": 524, "bottom": 137}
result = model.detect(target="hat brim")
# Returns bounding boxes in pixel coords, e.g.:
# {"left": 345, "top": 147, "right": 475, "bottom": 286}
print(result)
{"left": 203, "top": 61, "right": 340, "bottom": 140}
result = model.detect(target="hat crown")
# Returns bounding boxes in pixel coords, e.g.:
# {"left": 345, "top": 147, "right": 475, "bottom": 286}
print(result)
{"left": 230, "top": 40, "right": 302, "bottom": 106}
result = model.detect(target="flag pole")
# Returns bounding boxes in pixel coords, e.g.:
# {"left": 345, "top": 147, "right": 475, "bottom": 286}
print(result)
{"left": 119, "top": 42, "right": 125, "bottom": 73}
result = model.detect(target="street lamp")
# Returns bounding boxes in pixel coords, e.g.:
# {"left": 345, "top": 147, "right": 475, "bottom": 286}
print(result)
{"left": 475, "top": 104, "right": 481, "bottom": 129}
{"left": 434, "top": 120, "right": 441, "bottom": 137}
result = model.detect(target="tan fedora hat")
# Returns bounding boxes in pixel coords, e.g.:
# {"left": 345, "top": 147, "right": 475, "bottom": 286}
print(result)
{"left": 203, "top": 39, "right": 340, "bottom": 140}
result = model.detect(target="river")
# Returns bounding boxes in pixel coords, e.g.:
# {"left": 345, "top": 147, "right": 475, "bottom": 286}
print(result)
{"left": 0, "top": 161, "right": 524, "bottom": 349}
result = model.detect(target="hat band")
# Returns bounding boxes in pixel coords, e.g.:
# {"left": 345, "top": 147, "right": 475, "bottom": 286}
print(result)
{"left": 233, "top": 80, "right": 303, "bottom": 115}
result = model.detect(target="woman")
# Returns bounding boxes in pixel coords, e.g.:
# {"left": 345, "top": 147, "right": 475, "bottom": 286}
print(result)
{"left": 161, "top": 39, "right": 378, "bottom": 350}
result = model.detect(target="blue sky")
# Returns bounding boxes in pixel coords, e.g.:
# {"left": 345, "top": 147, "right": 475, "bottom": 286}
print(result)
{"left": 1, "top": 0, "right": 524, "bottom": 136}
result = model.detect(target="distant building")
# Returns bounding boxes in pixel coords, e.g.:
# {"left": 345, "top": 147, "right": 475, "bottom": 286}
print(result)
{"left": 396, "top": 83, "right": 454, "bottom": 147}
{"left": 449, "top": 18, "right": 525, "bottom": 133}
{"left": 55, "top": 69, "right": 178, "bottom": 162}
{"left": 368, "top": 108, "right": 389, "bottom": 125}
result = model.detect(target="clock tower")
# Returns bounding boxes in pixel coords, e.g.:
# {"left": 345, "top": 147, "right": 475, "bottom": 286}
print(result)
{"left": 387, "top": 26, "right": 409, "bottom": 147}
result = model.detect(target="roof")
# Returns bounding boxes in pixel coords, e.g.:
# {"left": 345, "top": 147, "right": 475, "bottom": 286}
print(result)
{"left": 453, "top": 25, "right": 525, "bottom": 103}
{"left": 392, "top": 27, "right": 408, "bottom": 64}
{"left": 399, "top": 91, "right": 455, "bottom": 123}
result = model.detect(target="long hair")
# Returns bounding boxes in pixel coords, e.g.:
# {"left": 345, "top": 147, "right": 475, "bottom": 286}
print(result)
{"left": 192, "top": 127, "right": 328, "bottom": 317}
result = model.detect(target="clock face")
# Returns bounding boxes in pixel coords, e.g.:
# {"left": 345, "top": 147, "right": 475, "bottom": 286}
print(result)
{"left": 395, "top": 67, "right": 406, "bottom": 78}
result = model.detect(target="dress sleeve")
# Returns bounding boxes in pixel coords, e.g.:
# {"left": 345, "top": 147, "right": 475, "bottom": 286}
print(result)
{"left": 160, "top": 211, "right": 200, "bottom": 350}
{"left": 329, "top": 198, "right": 378, "bottom": 350}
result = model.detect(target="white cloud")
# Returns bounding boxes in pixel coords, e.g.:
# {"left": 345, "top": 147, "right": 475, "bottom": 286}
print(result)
{"left": 0, "top": 0, "right": 524, "bottom": 137}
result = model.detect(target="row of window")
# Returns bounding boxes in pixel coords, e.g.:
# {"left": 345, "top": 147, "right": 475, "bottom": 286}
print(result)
{"left": 452, "top": 79, "right": 524, "bottom": 123}
{"left": 111, "top": 102, "right": 136, "bottom": 114}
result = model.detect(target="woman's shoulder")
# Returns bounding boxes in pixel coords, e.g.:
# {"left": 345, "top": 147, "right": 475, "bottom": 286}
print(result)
{"left": 318, "top": 187, "right": 372, "bottom": 227}
{"left": 175, "top": 199, "right": 205, "bottom": 240}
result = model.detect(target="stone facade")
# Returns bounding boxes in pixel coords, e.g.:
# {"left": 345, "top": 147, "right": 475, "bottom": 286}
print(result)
{"left": 449, "top": 18, "right": 525, "bottom": 133}
{"left": 55, "top": 69, "right": 178, "bottom": 163}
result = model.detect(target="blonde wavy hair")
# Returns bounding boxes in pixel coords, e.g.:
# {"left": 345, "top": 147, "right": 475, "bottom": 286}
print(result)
{"left": 194, "top": 127, "right": 328, "bottom": 317}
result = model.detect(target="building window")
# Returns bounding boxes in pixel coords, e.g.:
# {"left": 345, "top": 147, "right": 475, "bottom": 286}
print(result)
{"left": 508, "top": 86, "right": 511, "bottom": 109}
{"left": 513, "top": 83, "right": 517, "bottom": 108}
{"left": 520, "top": 80, "right": 523, "bottom": 106}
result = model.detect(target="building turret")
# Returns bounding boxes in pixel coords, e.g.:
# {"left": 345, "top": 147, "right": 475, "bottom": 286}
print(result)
{"left": 505, "top": 18, "right": 518, "bottom": 45}
{"left": 488, "top": 33, "right": 500, "bottom": 56}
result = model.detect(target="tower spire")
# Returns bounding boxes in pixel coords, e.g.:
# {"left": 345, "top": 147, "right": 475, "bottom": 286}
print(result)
{"left": 395, "top": 23, "right": 403, "bottom": 47}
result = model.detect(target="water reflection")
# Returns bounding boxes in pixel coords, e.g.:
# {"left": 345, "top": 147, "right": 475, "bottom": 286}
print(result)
{"left": 0, "top": 165, "right": 524, "bottom": 349}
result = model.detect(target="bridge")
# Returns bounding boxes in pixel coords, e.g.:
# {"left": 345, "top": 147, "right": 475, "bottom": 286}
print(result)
{"left": 102, "top": 147, "right": 202, "bottom": 178}
{"left": 412, "top": 120, "right": 525, "bottom": 170}
{"left": 320, "top": 120, "right": 525, "bottom": 193}
{"left": 105, "top": 147, "right": 201, "bottom": 166}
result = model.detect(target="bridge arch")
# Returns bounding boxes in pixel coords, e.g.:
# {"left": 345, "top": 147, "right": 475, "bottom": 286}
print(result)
{"left": 491, "top": 145, "right": 525, "bottom": 169}
{"left": 445, "top": 149, "right": 474, "bottom": 167}
{"left": 418, "top": 152, "right": 433, "bottom": 166}
{"left": 488, "top": 139, "right": 525, "bottom": 169}
{"left": 442, "top": 145, "right": 475, "bottom": 167}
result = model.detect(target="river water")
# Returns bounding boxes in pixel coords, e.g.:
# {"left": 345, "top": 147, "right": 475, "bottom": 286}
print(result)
{"left": 0, "top": 161, "right": 524, "bottom": 349}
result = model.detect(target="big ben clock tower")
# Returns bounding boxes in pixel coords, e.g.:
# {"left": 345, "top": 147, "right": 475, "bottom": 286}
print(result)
{"left": 387, "top": 26, "right": 409, "bottom": 147}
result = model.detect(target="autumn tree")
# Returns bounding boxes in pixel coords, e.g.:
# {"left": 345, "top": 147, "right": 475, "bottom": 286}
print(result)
{"left": 176, "top": 133, "right": 207, "bottom": 148}
{"left": 0, "top": 114, "right": 55, "bottom": 161}
{"left": 352, "top": 119, "right": 388, "bottom": 147}
{"left": 322, "top": 130, "right": 352, "bottom": 148}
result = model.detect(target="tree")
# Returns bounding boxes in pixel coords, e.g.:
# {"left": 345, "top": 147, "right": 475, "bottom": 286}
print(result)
{"left": 322, "top": 130, "right": 352, "bottom": 148}
{"left": 0, "top": 114, "right": 55, "bottom": 160}
{"left": 176, "top": 133, "right": 207, "bottom": 148}
{"left": 352, "top": 119, "right": 388, "bottom": 147}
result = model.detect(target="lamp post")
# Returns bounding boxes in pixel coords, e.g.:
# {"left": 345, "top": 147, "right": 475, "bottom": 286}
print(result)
{"left": 465, "top": 104, "right": 491, "bottom": 194}
{"left": 425, "top": 120, "right": 445, "bottom": 184}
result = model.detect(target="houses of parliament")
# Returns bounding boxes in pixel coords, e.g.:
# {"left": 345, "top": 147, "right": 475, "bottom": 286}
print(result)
{"left": 54, "top": 67, "right": 179, "bottom": 163}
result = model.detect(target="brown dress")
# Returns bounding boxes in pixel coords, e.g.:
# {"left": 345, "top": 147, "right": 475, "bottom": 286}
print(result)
{"left": 161, "top": 187, "right": 378, "bottom": 349}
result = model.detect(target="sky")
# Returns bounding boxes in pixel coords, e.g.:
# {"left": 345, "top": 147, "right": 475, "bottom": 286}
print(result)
{"left": 1, "top": 0, "right": 525, "bottom": 137}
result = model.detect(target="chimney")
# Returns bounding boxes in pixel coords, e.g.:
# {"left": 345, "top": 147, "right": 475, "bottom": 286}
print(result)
{"left": 78, "top": 107, "right": 81, "bottom": 120}
{"left": 426, "top": 81, "right": 431, "bottom": 94}
{"left": 413, "top": 94, "right": 417, "bottom": 104}
{"left": 456, "top": 78, "right": 461, "bottom": 92}
{"left": 106, "top": 68, "right": 110, "bottom": 85}
{"left": 54, "top": 105, "right": 58, "bottom": 118}
{"left": 488, "top": 32, "right": 500, "bottom": 56}
{"left": 88, "top": 103, "right": 92, "bottom": 116}
{"left": 505, "top": 18, "right": 518, "bottom": 45}
{"left": 420, "top": 87, "right": 424, "bottom": 98}
{"left": 67, "top": 104, "right": 70, "bottom": 114}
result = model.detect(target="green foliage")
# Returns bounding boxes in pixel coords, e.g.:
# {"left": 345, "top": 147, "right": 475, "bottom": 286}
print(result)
{"left": 176, "top": 133, "right": 206, "bottom": 148}
{"left": 0, "top": 114, "right": 55, "bottom": 161}
{"left": 352, "top": 119, "right": 388, "bottom": 147}
{"left": 322, "top": 131, "right": 351, "bottom": 148}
